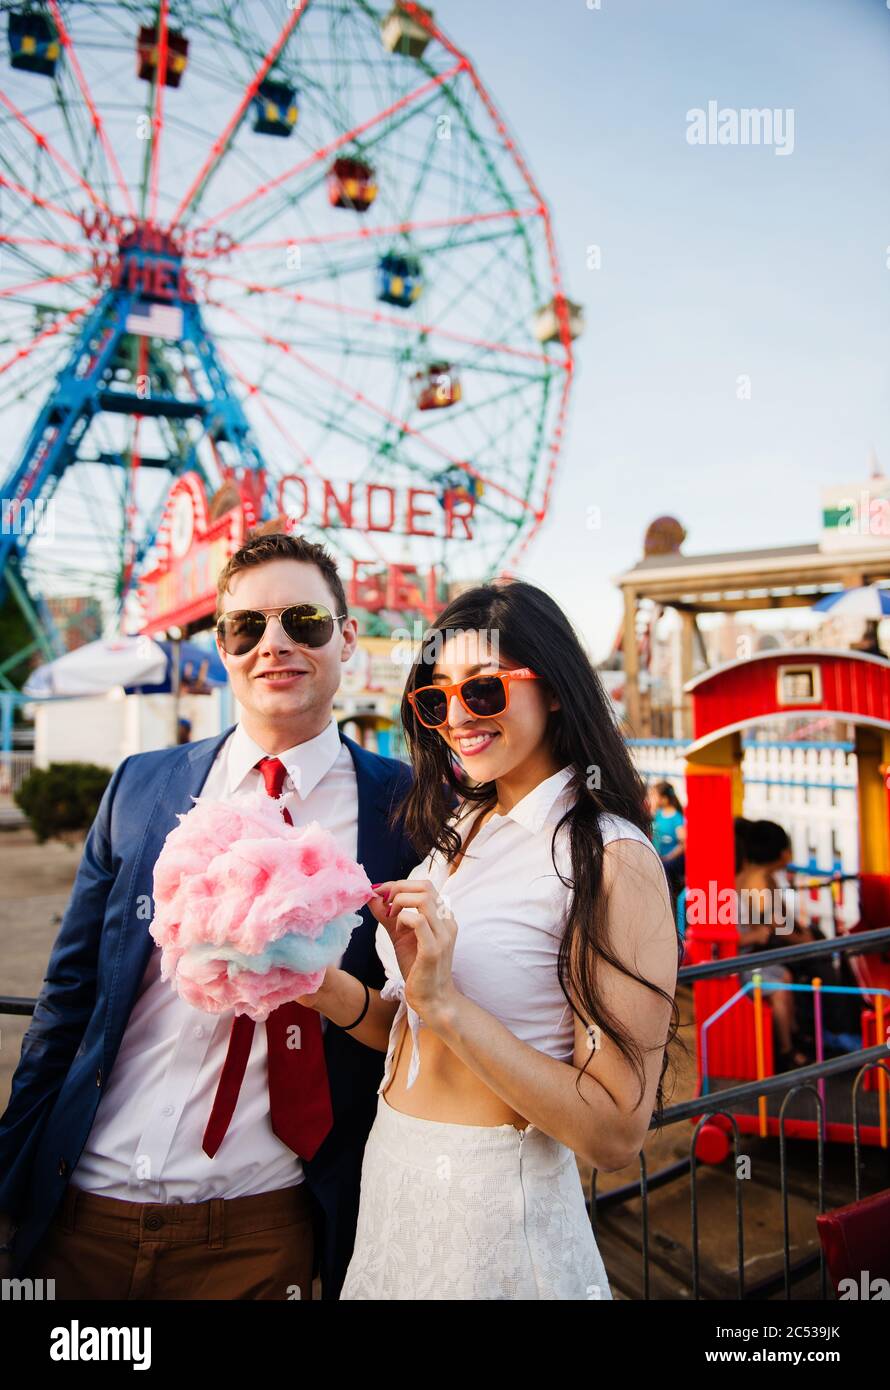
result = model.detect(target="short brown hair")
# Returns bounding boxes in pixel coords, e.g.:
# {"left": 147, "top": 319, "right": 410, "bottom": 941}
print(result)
{"left": 216, "top": 531, "right": 348, "bottom": 620}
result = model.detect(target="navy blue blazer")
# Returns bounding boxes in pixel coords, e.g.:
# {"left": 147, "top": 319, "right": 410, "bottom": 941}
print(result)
{"left": 0, "top": 725, "right": 419, "bottom": 1299}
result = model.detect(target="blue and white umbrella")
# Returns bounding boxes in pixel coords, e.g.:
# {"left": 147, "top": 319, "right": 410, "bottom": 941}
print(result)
{"left": 23, "top": 636, "right": 168, "bottom": 697}
{"left": 22, "top": 636, "right": 227, "bottom": 697}
{"left": 811, "top": 584, "right": 890, "bottom": 619}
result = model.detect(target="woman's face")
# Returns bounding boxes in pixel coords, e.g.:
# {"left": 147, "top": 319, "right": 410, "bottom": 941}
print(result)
{"left": 426, "top": 628, "right": 558, "bottom": 781}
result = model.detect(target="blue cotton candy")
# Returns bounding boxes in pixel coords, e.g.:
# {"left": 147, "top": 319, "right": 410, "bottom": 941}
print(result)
{"left": 187, "top": 911, "right": 360, "bottom": 980}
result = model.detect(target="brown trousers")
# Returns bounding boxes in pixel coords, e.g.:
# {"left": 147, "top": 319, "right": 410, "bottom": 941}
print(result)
{"left": 26, "top": 1181, "right": 316, "bottom": 1300}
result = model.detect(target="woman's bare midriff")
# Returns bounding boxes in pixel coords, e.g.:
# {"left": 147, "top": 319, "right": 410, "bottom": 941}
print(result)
{"left": 379, "top": 801, "right": 529, "bottom": 1130}
{"left": 381, "top": 1012, "right": 530, "bottom": 1129}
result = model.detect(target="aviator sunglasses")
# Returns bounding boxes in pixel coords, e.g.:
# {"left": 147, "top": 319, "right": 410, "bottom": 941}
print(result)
{"left": 217, "top": 603, "right": 347, "bottom": 656}
{"left": 407, "top": 667, "right": 539, "bottom": 729}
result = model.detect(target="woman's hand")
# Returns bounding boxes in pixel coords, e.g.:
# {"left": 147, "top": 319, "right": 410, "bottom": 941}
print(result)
{"left": 366, "top": 884, "right": 419, "bottom": 981}
{"left": 293, "top": 968, "right": 337, "bottom": 1011}
{"left": 367, "top": 879, "right": 461, "bottom": 1028}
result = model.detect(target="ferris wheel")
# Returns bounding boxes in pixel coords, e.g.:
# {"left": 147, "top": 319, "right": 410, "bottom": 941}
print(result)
{"left": 0, "top": 0, "right": 579, "bottom": 657}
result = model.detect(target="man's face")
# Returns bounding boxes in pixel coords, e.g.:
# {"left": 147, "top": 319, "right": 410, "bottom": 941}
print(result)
{"left": 216, "top": 558, "right": 358, "bottom": 732}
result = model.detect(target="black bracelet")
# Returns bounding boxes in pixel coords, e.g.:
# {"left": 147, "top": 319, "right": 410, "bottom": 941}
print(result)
{"left": 340, "top": 979, "right": 370, "bottom": 1031}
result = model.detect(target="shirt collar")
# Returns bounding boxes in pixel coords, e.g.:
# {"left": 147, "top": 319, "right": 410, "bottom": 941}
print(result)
{"left": 455, "top": 765, "right": 575, "bottom": 841}
{"left": 226, "top": 717, "right": 342, "bottom": 799}
{"left": 504, "top": 765, "right": 575, "bottom": 834}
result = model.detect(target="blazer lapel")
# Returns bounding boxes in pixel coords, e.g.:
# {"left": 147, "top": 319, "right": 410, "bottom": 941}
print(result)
{"left": 338, "top": 730, "right": 404, "bottom": 977}
{"left": 338, "top": 729, "right": 399, "bottom": 880}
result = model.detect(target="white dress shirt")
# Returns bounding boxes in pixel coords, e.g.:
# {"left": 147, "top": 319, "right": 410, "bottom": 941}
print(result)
{"left": 71, "top": 716, "right": 358, "bottom": 1203}
{"left": 376, "top": 765, "right": 666, "bottom": 1093}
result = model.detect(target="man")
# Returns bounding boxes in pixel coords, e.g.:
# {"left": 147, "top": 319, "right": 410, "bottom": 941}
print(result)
{"left": 0, "top": 532, "right": 418, "bottom": 1299}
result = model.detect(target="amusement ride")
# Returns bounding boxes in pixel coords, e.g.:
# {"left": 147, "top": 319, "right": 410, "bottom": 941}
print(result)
{"left": 0, "top": 0, "right": 580, "bottom": 662}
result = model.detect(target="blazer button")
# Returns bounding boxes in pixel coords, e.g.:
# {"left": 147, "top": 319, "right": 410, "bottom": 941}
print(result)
{"left": 96, "top": 1067, "right": 102, "bottom": 1087}
{"left": 58, "top": 1158, "right": 68, "bottom": 1177}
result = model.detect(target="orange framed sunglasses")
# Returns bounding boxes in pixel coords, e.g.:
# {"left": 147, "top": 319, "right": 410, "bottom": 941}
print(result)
{"left": 407, "top": 667, "right": 539, "bottom": 729}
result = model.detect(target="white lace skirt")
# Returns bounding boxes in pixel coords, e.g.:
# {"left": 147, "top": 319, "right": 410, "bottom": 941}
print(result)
{"left": 339, "top": 1092, "right": 613, "bottom": 1300}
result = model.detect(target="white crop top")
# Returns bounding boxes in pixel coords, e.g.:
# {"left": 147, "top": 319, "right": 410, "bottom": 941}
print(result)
{"left": 375, "top": 764, "right": 665, "bottom": 1094}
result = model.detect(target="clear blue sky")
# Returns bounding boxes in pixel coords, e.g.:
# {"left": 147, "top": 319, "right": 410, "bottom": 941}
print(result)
{"left": 435, "top": 0, "right": 890, "bottom": 659}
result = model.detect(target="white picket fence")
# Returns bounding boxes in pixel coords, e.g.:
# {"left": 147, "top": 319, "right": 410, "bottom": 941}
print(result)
{"left": 630, "top": 739, "right": 860, "bottom": 935}
{"left": 0, "top": 751, "right": 34, "bottom": 825}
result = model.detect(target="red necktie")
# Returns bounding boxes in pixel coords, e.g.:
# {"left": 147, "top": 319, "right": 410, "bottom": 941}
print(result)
{"left": 202, "top": 756, "right": 334, "bottom": 1160}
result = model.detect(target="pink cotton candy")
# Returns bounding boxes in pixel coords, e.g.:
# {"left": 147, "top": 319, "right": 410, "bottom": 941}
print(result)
{"left": 148, "top": 790, "right": 373, "bottom": 1020}
{"left": 175, "top": 959, "right": 326, "bottom": 1022}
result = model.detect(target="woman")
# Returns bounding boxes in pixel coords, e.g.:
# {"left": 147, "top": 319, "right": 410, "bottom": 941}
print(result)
{"left": 735, "top": 819, "right": 813, "bottom": 1070}
{"left": 302, "top": 579, "right": 681, "bottom": 1299}
{"left": 651, "top": 781, "right": 686, "bottom": 895}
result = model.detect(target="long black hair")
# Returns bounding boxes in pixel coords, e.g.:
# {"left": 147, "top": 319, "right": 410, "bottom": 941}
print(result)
{"left": 391, "top": 578, "right": 685, "bottom": 1128}
{"left": 655, "top": 781, "right": 683, "bottom": 814}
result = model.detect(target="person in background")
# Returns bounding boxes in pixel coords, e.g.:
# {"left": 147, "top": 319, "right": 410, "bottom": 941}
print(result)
{"left": 735, "top": 819, "right": 815, "bottom": 1070}
{"left": 651, "top": 781, "right": 686, "bottom": 896}
{"left": 734, "top": 817, "right": 754, "bottom": 875}
{"left": 849, "top": 619, "right": 886, "bottom": 659}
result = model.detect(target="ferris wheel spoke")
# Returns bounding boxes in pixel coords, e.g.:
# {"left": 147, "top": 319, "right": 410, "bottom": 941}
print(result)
{"left": 217, "top": 348, "right": 317, "bottom": 472}
{"left": 187, "top": 60, "right": 465, "bottom": 241}
{"left": 0, "top": 143, "right": 88, "bottom": 260}
{"left": 0, "top": 294, "right": 101, "bottom": 379}
{"left": 410, "top": 377, "right": 551, "bottom": 453}
{"left": 0, "top": 90, "right": 119, "bottom": 228}
{"left": 201, "top": 273, "right": 556, "bottom": 366}
{"left": 426, "top": 8, "right": 548, "bottom": 220}
{"left": 236, "top": 360, "right": 386, "bottom": 454}
{"left": 213, "top": 298, "right": 535, "bottom": 516}
{"left": 219, "top": 353, "right": 391, "bottom": 571}
{"left": 220, "top": 371, "right": 462, "bottom": 568}
{"left": 66, "top": 474, "right": 130, "bottom": 569}
{"left": 145, "top": 0, "right": 171, "bottom": 224}
{"left": 428, "top": 231, "right": 538, "bottom": 353}
{"left": 0, "top": 234, "right": 88, "bottom": 257}
{"left": 213, "top": 309, "right": 546, "bottom": 386}
{"left": 224, "top": 77, "right": 481, "bottom": 251}
{"left": 167, "top": 0, "right": 311, "bottom": 233}
{"left": 0, "top": 170, "right": 84, "bottom": 233}
{"left": 212, "top": 224, "right": 541, "bottom": 301}
{"left": 0, "top": 212, "right": 94, "bottom": 288}
{"left": 190, "top": 205, "right": 536, "bottom": 263}
{"left": 0, "top": 268, "right": 95, "bottom": 301}
{"left": 221, "top": 335, "right": 413, "bottom": 468}
{"left": 46, "top": 0, "right": 136, "bottom": 220}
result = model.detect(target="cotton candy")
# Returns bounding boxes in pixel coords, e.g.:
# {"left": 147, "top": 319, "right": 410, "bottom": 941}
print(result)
{"left": 149, "top": 790, "right": 373, "bottom": 1021}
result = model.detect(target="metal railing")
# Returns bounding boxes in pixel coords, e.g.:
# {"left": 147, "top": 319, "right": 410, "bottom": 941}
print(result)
{"left": 587, "top": 926, "right": 890, "bottom": 1299}
{"left": 2, "top": 928, "right": 889, "bottom": 1300}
